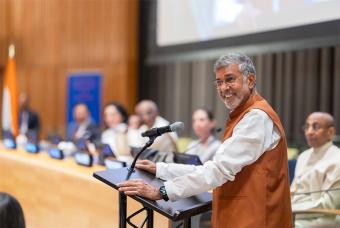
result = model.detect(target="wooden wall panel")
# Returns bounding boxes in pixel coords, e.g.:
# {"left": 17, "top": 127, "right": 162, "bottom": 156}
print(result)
{"left": 0, "top": 0, "right": 9, "bottom": 116}
{"left": 1, "top": 0, "right": 138, "bottom": 137}
{"left": 0, "top": 0, "right": 9, "bottom": 68}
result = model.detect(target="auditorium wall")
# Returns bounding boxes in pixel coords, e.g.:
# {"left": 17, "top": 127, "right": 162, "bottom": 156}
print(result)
{"left": 0, "top": 0, "right": 139, "bottom": 137}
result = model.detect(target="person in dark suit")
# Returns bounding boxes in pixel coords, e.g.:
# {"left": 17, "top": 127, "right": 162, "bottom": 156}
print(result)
{"left": 66, "top": 103, "right": 99, "bottom": 142}
{"left": 19, "top": 93, "right": 40, "bottom": 136}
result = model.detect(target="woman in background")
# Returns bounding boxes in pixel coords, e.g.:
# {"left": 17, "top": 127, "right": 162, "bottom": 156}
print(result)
{"left": 101, "top": 102, "right": 131, "bottom": 157}
{"left": 186, "top": 108, "right": 221, "bottom": 163}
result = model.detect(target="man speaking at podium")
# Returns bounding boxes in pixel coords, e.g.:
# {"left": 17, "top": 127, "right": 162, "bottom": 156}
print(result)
{"left": 119, "top": 53, "right": 292, "bottom": 227}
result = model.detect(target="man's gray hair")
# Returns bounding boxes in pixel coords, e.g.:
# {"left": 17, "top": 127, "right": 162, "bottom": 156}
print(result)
{"left": 213, "top": 53, "right": 256, "bottom": 77}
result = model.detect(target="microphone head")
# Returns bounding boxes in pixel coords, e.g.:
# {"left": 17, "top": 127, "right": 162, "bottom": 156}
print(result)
{"left": 170, "top": 122, "right": 185, "bottom": 133}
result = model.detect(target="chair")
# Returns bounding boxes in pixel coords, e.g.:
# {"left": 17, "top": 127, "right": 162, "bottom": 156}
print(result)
{"left": 176, "top": 137, "right": 193, "bottom": 153}
{"left": 288, "top": 159, "right": 297, "bottom": 185}
{"left": 130, "top": 147, "right": 159, "bottom": 161}
{"left": 173, "top": 152, "right": 202, "bottom": 165}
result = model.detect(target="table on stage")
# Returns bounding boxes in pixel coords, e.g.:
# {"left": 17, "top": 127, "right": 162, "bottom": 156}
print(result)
{"left": 0, "top": 146, "right": 170, "bottom": 228}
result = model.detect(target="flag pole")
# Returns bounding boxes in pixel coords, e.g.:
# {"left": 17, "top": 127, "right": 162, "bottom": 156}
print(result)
{"left": 2, "top": 43, "right": 19, "bottom": 136}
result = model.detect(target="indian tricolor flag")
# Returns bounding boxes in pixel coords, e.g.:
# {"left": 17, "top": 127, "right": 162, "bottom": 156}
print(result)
{"left": 2, "top": 44, "right": 18, "bottom": 136}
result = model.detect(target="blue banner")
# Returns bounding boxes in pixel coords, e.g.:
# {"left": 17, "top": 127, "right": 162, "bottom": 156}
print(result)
{"left": 67, "top": 72, "right": 102, "bottom": 125}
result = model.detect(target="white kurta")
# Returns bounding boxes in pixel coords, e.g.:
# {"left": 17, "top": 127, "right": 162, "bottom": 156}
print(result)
{"left": 156, "top": 109, "right": 281, "bottom": 201}
{"left": 186, "top": 135, "right": 221, "bottom": 163}
{"left": 101, "top": 123, "right": 130, "bottom": 157}
{"left": 291, "top": 141, "right": 340, "bottom": 211}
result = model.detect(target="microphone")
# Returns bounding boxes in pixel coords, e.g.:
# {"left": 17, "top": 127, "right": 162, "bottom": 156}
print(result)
{"left": 141, "top": 122, "right": 184, "bottom": 138}
{"left": 126, "top": 121, "right": 185, "bottom": 179}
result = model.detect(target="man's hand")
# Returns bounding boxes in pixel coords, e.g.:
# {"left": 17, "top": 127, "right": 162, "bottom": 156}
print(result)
{"left": 118, "top": 179, "right": 162, "bottom": 200}
{"left": 135, "top": 160, "right": 156, "bottom": 174}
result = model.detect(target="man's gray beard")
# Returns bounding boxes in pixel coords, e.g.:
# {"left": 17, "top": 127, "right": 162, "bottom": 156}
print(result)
{"left": 223, "top": 97, "right": 242, "bottom": 111}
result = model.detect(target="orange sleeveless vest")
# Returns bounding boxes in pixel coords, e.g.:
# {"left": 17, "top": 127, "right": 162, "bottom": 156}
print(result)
{"left": 212, "top": 93, "right": 292, "bottom": 228}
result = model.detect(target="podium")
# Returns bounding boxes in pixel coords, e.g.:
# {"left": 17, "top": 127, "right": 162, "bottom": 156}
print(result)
{"left": 93, "top": 168, "right": 212, "bottom": 228}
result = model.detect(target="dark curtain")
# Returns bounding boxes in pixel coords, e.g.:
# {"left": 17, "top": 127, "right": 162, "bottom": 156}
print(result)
{"left": 139, "top": 46, "right": 340, "bottom": 147}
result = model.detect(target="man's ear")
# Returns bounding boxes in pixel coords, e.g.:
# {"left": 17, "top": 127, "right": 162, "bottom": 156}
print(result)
{"left": 247, "top": 74, "right": 256, "bottom": 89}
{"left": 328, "top": 126, "right": 336, "bottom": 139}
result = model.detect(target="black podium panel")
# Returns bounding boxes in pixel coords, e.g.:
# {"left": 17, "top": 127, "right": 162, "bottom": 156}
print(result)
{"left": 93, "top": 168, "right": 212, "bottom": 221}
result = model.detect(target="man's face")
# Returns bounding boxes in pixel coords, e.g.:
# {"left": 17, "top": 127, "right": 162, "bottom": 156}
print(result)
{"left": 19, "top": 94, "right": 29, "bottom": 110}
{"left": 304, "top": 113, "right": 335, "bottom": 148}
{"left": 215, "top": 64, "right": 255, "bottom": 110}
{"left": 74, "top": 105, "right": 89, "bottom": 124}
{"left": 136, "top": 106, "right": 156, "bottom": 128}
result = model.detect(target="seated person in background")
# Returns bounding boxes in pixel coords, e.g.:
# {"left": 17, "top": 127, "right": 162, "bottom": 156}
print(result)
{"left": 126, "top": 114, "right": 142, "bottom": 148}
{"left": 185, "top": 108, "right": 221, "bottom": 163}
{"left": 66, "top": 103, "right": 99, "bottom": 142}
{"left": 18, "top": 93, "right": 40, "bottom": 135}
{"left": 0, "top": 192, "right": 25, "bottom": 228}
{"left": 101, "top": 102, "right": 131, "bottom": 158}
{"left": 131, "top": 100, "right": 178, "bottom": 162}
{"left": 16, "top": 93, "right": 41, "bottom": 147}
{"left": 128, "top": 114, "right": 141, "bottom": 129}
{"left": 291, "top": 112, "right": 340, "bottom": 227}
